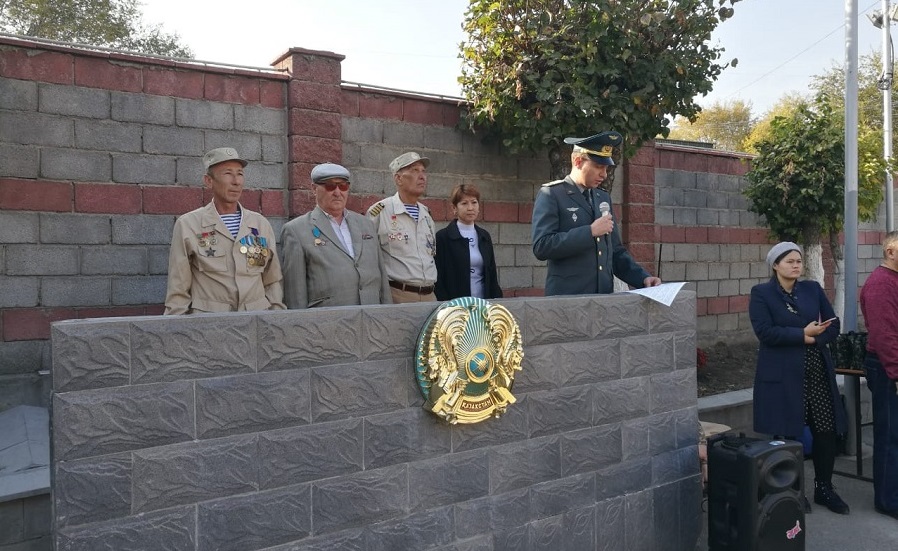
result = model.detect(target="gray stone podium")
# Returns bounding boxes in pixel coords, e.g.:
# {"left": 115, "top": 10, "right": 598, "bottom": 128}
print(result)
{"left": 49, "top": 292, "right": 700, "bottom": 551}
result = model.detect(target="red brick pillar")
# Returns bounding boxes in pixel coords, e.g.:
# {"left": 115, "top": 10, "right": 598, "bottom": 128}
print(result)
{"left": 622, "top": 142, "right": 660, "bottom": 276}
{"left": 272, "top": 47, "right": 345, "bottom": 217}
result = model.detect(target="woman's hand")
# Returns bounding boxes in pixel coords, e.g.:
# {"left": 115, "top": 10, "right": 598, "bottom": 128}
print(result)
{"left": 803, "top": 319, "right": 831, "bottom": 343}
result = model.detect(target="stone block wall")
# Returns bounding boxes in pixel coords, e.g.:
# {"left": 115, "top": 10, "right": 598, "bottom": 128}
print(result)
{"left": 50, "top": 292, "right": 700, "bottom": 551}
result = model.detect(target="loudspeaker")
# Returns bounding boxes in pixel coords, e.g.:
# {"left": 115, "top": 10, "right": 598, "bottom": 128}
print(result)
{"left": 707, "top": 434, "right": 805, "bottom": 551}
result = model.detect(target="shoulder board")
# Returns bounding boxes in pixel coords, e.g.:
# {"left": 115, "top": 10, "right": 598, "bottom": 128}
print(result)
{"left": 542, "top": 180, "right": 565, "bottom": 187}
{"left": 367, "top": 202, "right": 386, "bottom": 217}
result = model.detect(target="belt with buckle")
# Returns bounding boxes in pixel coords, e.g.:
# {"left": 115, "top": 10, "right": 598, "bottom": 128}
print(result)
{"left": 389, "top": 280, "right": 434, "bottom": 295}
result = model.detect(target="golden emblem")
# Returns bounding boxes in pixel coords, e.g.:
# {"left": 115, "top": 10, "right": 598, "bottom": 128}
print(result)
{"left": 415, "top": 297, "right": 524, "bottom": 424}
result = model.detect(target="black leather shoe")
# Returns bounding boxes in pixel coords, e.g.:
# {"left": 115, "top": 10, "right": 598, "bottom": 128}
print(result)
{"left": 875, "top": 506, "right": 898, "bottom": 520}
{"left": 814, "top": 482, "right": 850, "bottom": 515}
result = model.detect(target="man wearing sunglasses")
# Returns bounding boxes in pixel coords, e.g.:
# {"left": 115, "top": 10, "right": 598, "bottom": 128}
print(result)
{"left": 280, "top": 163, "right": 391, "bottom": 308}
{"left": 366, "top": 152, "right": 438, "bottom": 303}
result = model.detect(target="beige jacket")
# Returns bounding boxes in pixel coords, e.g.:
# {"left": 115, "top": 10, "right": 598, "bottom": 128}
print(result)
{"left": 164, "top": 202, "right": 285, "bottom": 314}
{"left": 366, "top": 193, "right": 437, "bottom": 286}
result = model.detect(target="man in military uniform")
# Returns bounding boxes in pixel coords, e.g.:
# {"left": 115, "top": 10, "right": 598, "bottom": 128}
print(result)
{"left": 366, "top": 151, "right": 438, "bottom": 303}
{"left": 280, "top": 163, "right": 391, "bottom": 308}
{"left": 164, "top": 147, "right": 285, "bottom": 314}
{"left": 531, "top": 131, "right": 661, "bottom": 296}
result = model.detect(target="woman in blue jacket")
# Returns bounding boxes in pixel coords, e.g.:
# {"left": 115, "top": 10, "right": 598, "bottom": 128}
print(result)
{"left": 434, "top": 184, "right": 502, "bottom": 301}
{"left": 749, "top": 241, "right": 849, "bottom": 514}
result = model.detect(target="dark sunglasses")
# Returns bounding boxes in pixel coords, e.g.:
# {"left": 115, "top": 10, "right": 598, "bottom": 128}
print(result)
{"left": 321, "top": 181, "right": 350, "bottom": 192}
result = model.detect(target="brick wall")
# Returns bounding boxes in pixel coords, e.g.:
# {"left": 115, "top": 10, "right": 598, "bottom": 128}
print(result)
{"left": 50, "top": 292, "right": 700, "bottom": 551}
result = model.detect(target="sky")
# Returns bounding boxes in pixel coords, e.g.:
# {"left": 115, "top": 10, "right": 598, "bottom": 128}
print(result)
{"left": 140, "top": 0, "right": 889, "bottom": 117}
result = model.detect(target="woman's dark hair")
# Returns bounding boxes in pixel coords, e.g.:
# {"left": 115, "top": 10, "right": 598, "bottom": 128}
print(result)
{"left": 774, "top": 249, "right": 801, "bottom": 266}
{"left": 449, "top": 184, "right": 481, "bottom": 206}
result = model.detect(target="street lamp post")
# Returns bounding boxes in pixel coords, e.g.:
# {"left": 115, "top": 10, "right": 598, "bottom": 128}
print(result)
{"left": 882, "top": 0, "right": 895, "bottom": 231}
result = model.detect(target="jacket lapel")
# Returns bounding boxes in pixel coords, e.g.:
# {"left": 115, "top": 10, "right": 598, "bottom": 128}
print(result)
{"left": 311, "top": 208, "right": 351, "bottom": 257}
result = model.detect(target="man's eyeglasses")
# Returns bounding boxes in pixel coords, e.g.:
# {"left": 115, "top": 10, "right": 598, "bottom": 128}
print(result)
{"left": 321, "top": 181, "right": 350, "bottom": 192}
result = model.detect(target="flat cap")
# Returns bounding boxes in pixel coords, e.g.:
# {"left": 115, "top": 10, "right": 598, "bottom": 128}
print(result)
{"left": 766, "top": 241, "right": 802, "bottom": 268}
{"left": 203, "top": 147, "right": 247, "bottom": 171}
{"left": 311, "top": 163, "right": 351, "bottom": 183}
{"left": 564, "top": 131, "right": 623, "bottom": 166}
{"left": 389, "top": 151, "right": 430, "bottom": 175}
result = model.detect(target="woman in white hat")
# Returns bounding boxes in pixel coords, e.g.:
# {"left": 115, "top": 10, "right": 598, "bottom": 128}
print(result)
{"left": 749, "top": 241, "right": 849, "bottom": 515}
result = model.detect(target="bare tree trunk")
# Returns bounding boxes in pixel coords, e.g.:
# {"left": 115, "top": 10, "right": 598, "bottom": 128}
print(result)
{"left": 804, "top": 242, "right": 824, "bottom": 285}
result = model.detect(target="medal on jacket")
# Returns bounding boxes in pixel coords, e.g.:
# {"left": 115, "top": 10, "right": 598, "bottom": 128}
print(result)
{"left": 566, "top": 207, "right": 579, "bottom": 222}
{"left": 197, "top": 231, "right": 216, "bottom": 248}
{"left": 313, "top": 226, "right": 325, "bottom": 246}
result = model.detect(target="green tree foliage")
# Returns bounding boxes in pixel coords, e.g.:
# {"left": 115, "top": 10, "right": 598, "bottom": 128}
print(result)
{"left": 743, "top": 97, "right": 883, "bottom": 252}
{"left": 667, "top": 99, "right": 755, "bottom": 152}
{"left": 0, "top": 0, "right": 192, "bottom": 58}
{"left": 742, "top": 93, "right": 807, "bottom": 154}
{"left": 459, "top": 0, "right": 740, "bottom": 177}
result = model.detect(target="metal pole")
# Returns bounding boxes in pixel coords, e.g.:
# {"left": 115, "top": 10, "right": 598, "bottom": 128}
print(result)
{"left": 885, "top": 0, "right": 896, "bottom": 231}
{"left": 845, "top": 0, "right": 861, "bottom": 453}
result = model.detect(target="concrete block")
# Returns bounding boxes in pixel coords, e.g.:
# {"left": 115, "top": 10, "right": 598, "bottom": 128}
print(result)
{"left": 74, "top": 119, "right": 142, "bottom": 152}
{"left": 55, "top": 506, "right": 195, "bottom": 551}
{"left": 527, "top": 386, "right": 596, "bottom": 438}
{"left": 685, "top": 262, "right": 709, "bottom": 281}
{"left": 130, "top": 316, "right": 256, "bottom": 384}
{"left": 671, "top": 170, "right": 697, "bottom": 189}
{"left": 673, "top": 408, "right": 699, "bottom": 449}
{"left": 0, "top": 277, "right": 39, "bottom": 308}
{"left": 595, "top": 496, "right": 625, "bottom": 551}
{"left": 40, "top": 147, "right": 111, "bottom": 182}
{"left": 450, "top": 403, "right": 529, "bottom": 453}
{"left": 559, "top": 506, "right": 596, "bottom": 551}
{"left": 673, "top": 331, "right": 697, "bottom": 372}
{"left": 652, "top": 445, "right": 696, "bottom": 487}
{"left": 261, "top": 134, "right": 287, "bottom": 163}
{"left": 455, "top": 487, "right": 530, "bottom": 538}
{"left": 697, "top": 209, "right": 719, "bottom": 225}
{"left": 497, "top": 266, "right": 532, "bottom": 289}
{"left": 596, "top": 457, "right": 652, "bottom": 502}
{"left": 672, "top": 208, "right": 697, "bottom": 226}
{"left": 51, "top": 320, "right": 130, "bottom": 392}
{"left": 0, "top": 77, "right": 37, "bottom": 110}
{"left": 729, "top": 261, "right": 750, "bottom": 279}
{"left": 197, "top": 484, "right": 312, "bottom": 551}
{"left": 594, "top": 379, "right": 650, "bottom": 425}
{"left": 660, "top": 262, "right": 685, "bottom": 281}
{"left": 0, "top": 112, "right": 72, "bottom": 147}
{"left": 342, "top": 117, "right": 383, "bottom": 144}
{"left": 365, "top": 506, "right": 455, "bottom": 551}
{"left": 110, "top": 92, "right": 174, "bottom": 125}
{"left": 358, "top": 305, "right": 432, "bottom": 361}
{"left": 383, "top": 122, "right": 426, "bottom": 149}
{"left": 310, "top": 358, "right": 407, "bottom": 423}
{"left": 311, "top": 464, "right": 408, "bottom": 535}
{"left": 621, "top": 417, "right": 650, "bottom": 460}
{"left": 682, "top": 189, "right": 706, "bottom": 208}
{"left": 147, "top": 246, "right": 169, "bottom": 274}
{"left": 245, "top": 160, "right": 287, "bottom": 190}
{"left": 423, "top": 126, "right": 465, "bottom": 153}
{"left": 143, "top": 126, "right": 204, "bottom": 156}
{"left": 707, "top": 192, "right": 729, "bottom": 209}
{"left": 514, "top": 244, "right": 543, "bottom": 267}
{"left": 657, "top": 187, "right": 682, "bottom": 207}
{"left": 697, "top": 244, "right": 721, "bottom": 262}
{"left": 673, "top": 244, "right": 698, "bottom": 262}
{"left": 53, "top": 453, "right": 131, "bottom": 527}
{"left": 651, "top": 370, "right": 697, "bottom": 413}
{"left": 234, "top": 104, "right": 286, "bottom": 135}
{"left": 174, "top": 156, "right": 204, "bottom": 185}
{"left": 112, "top": 154, "right": 177, "bottom": 185}
{"left": 520, "top": 297, "right": 592, "bottom": 345}
{"left": 0, "top": 143, "right": 40, "bottom": 178}
{"left": 175, "top": 98, "right": 233, "bottom": 130}
{"left": 655, "top": 206, "right": 674, "bottom": 225}
{"left": 0, "top": 341, "right": 47, "bottom": 377}
{"left": 258, "top": 419, "right": 363, "bottom": 490}
{"left": 42, "top": 276, "right": 111, "bottom": 307}
{"left": 196, "top": 369, "right": 311, "bottom": 439}
{"left": 82, "top": 246, "right": 147, "bottom": 275}
{"left": 718, "top": 279, "right": 739, "bottom": 296}
{"left": 676, "top": 476, "right": 704, "bottom": 550}
{"left": 498, "top": 222, "right": 531, "bottom": 246}
{"left": 559, "top": 424, "right": 622, "bottom": 476}
{"left": 111, "top": 214, "right": 175, "bottom": 245}
{"left": 363, "top": 408, "right": 450, "bottom": 469}
{"left": 620, "top": 334, "right": 674, "bottom": 377}
{"left": 5, "top": 245, "right": 79, "bottom": 276}
{"left": 110, "top": 275, "right": 166, "bottom": 305}
{"left": 131, "top": 435, "right": 257, "bottom": 513}
{"left": 22, "top": 493, "right": 50, "bottom": 539}
{"left": 696, "top": 280, "right": 718, "bottom": 298}
{"left": 489, "top": 436, "right": 561, "bottom": 494}
{"left": 39, "top": 84, "right": 109, "bottom": 118}
{"left": 204, "top": 130, "right": 261, "bottom": 161}
{"left": 530, "top": 472, "right": 595, "bottom": 520}
{"left": 0, "top": 498, "right": 24, "bottom": 544}
{"left": 39, "top": 214, "right": 110, "bottom": 244}
{"left": 52, "top": 381, "right": 194, "bottom": 461}
{"left": 406, "top": 449, "right": 489, "bottom": 511}
{"left": 647, "top": 412, "right": 678, "bottom": 455}
{"left": 257, "top": 309, "right": 365, "bottom": 371}
{"left": 707, "top": 263, "right": 730, "bottom": 280}
{"left": 518, "top": 340, "right": 619, "bottom": 394}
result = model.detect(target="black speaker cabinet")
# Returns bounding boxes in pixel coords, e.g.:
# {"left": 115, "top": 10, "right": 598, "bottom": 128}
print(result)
{"left": 708, "top": 434, "right": 805, "bottom": 551}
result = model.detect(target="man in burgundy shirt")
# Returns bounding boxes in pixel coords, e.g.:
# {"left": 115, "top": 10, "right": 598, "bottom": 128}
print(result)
{"left": 859, "top": 230, "right": 898, "bottom": 520}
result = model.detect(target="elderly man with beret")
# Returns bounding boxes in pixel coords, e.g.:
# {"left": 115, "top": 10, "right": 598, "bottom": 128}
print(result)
{"left": 165, "top": 147, "right": 285, "bottom": 314}
{"left": 281, "top": 163, "right": 391, "bottom": 308}
{"left": 531, "top": 131, "right": 661, "bottom": 296}
{"left": 366, "top": 152, "right": 438, "bottom": 303}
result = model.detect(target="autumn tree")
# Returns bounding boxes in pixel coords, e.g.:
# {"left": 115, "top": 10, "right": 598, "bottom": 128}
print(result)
{"left": 742, "top": 93, "right": 807, "bottom": 154}
{"left": 459, "top": 0, "right": 741, "bottom": 178}
{"left": 0, "top": 0, "right": 192, "bottom": 58}
{"left": 667, "top": 99, "right": 755, "bottom": 152}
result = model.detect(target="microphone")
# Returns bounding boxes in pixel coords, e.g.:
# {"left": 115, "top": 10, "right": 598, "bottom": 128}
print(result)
{"left": 597, "top": 202, "right": 611, "bottom": 243}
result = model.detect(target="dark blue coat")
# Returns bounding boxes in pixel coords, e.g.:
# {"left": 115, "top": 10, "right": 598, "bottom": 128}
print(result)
{"left": 531, "top": 177, "right": 649, "bottom": 295}
{"left": 749, "top": 278, "right": 847, "bottom": 437}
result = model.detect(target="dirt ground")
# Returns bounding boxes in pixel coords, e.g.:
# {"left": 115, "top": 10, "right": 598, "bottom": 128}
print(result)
{"left": 696, "top": 341, "right": 758, "bottom": 398}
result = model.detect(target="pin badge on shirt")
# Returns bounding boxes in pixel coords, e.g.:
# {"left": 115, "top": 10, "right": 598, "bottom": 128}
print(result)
{"left": 566, "top": 207, "right": 579, "bottom": 222}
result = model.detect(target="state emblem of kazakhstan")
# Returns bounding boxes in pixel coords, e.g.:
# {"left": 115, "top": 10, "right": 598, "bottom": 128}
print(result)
{"left": 415, "top": 297, "right": 524, "bottom": 424}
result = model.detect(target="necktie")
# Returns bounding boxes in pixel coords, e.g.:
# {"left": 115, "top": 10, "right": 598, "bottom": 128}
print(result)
{"left": 583, "top": 189, "right": 593, "bottom": 215}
